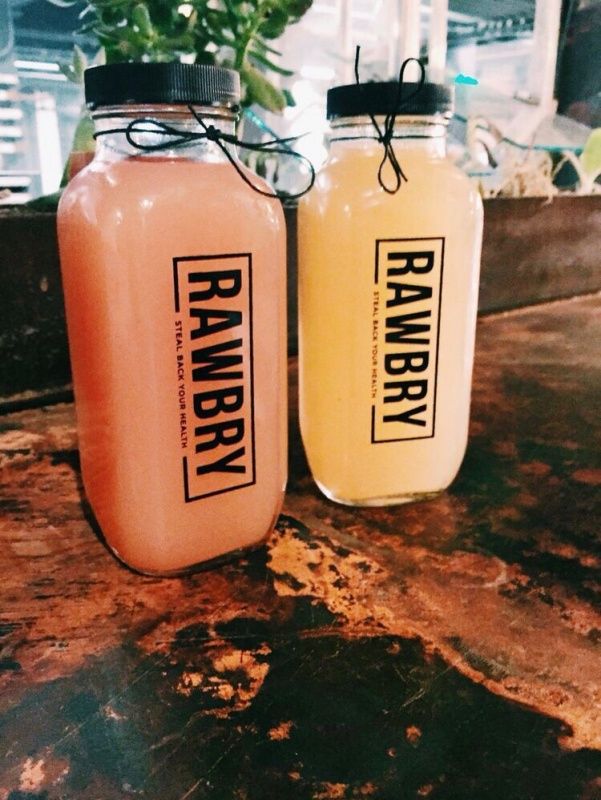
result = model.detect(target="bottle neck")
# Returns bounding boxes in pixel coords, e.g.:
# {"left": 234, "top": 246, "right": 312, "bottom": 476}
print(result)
{"left": 91, "top": 104, "right": 238, "bottom": 163}
{"left": 329, "top": 115, "right": 448, "bottom": 158}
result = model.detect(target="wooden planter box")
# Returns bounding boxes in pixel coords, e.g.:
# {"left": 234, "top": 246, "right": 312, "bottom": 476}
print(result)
{"left": 479, "top": 196, "right": 601, "bottom": 311}
{"left": 1, "top": 195, "right": 600, "bottom": 403}
{"left": 0, "top": 209, "right": 70, "bottom": 405}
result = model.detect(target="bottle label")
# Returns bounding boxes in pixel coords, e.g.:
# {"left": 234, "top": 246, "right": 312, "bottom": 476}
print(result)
{"left": 173, "top": 253, "right": 256, "bottom": 502}
{"left": 371, "top": 237, "right": 445, "bottom": 443}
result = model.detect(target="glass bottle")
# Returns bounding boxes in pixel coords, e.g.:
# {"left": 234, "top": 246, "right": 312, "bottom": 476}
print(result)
{"left": 57, "top": 63, "right": 287, "bottom": 573}
{"left": 298, "top": 81, "right": 483, "bottom": 506}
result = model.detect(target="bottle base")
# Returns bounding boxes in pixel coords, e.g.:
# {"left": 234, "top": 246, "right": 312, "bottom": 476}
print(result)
{"left": 85, "top": 487, "right": 285, "bottom": 576}
{"left": 315, "top": 479, "right": 444, "bottom": 508}
{"left": 109, "top": 538, "right": 269, "bottom": 577}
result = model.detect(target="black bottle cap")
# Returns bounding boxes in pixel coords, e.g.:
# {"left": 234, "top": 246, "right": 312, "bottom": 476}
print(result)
{"left": 84, "top": 62, "right": 240, "bottom": 110}
{"left": 327, "top": 81, "right": 453, "bottom": 120}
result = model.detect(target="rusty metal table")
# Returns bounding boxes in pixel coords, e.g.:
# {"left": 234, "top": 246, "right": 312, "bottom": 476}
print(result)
{"left": 1, "top": 295, "right": 600, "bottom": 800}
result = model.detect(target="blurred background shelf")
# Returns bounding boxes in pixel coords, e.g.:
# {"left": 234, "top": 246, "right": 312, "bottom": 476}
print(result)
{"left": 1, "top": 0, "right": 599, "bottom": 202}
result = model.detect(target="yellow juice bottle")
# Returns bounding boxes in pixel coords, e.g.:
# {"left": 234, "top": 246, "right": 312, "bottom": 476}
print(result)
{"left": 298, "top": 80, "right": 483, "bottom": 506}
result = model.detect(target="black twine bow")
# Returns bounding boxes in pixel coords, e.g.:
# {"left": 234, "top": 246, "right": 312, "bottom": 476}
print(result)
{"left": 354, "top": 46, "right": 426, "bottom": 194}
{"left": 94, "top": 105, "right": 315, "bottom": 201}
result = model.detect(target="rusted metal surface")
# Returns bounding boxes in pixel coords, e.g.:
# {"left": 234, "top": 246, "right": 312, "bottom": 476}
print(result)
{"left": 0, "top": 295, "right": 600, "bottom": 799}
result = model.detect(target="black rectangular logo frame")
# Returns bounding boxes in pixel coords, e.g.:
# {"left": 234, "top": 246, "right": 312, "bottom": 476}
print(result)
{"left": 371, "top": 236, "right": 445, "bottom": 444}
{"left": 173, "top": 253, "right": 256, "bottom": 503}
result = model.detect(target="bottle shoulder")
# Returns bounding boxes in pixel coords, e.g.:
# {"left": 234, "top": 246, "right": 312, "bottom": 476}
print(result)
{"left": 58, "top": 156, "right": 284, "bottom": 225}
{"left": 302, "top": 149, "right": 480, "bottom": 209}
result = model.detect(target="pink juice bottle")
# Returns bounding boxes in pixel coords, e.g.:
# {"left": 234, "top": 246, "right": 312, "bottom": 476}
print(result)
{"left": 57, "top": 63, "right": 287, "bottom": 574}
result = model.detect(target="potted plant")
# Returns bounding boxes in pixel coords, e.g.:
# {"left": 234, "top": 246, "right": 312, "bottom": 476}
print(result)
{"left": 54, "top": 0, "right": 313, "bottom": 183}
{"left": 0, "top": 0, "right": 313, "bottom": 402}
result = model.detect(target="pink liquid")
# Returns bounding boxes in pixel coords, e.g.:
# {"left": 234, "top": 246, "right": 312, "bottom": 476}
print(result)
{"left": 58, "top": 155, "right": 286, "bottom": 573}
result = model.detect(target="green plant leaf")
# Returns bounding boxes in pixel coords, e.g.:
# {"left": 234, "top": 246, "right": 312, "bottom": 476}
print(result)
{"left": 72, "top": 44, "right": 88, "bottom": 80}
{"left": 258, "top": 7, "right": 289, "bottom": 39}
{"left": 581, "top": 129, "right": 601, "bottom": 177}
{"left": 185, "top": 8, "right": 198, "bottom": 31}
{"left": 58, "top": 62, "right": 77, "bottom": 82}
{"left": 242, "top": 63, "right": 287, "bottom": 112}
{"left": 205, "top": 9, "right": 232, "bottom": 27}
{"left": 53, "top": 0, "right": 314, "bottom": 115}
{"left": 282, "top": 87, "right": 295, "bottom": 107}
{"left": 221, "top": 0, "right": 240, "bottom": 33}
{"left": 92, "top": 47, "right": 107, "bottom": 66}
{"left": 255, "top": 36, "right": 283, "bottom": 56}
{"left": 284, "top": 0, "right": 313, "bottom": 20}
{"left": 58, "top": 44, "right": 88, "bottom": 84}
{"left": 248, "top": 49, "right": 293, "bottom": 76}
{"left": 71, "top": 110, "right": 95, "bottom": 153}
{"left": 132, "top": 3, "right": 154, "bottom": 37}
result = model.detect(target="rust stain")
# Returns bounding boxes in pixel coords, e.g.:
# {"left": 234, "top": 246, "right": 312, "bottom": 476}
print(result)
{"left": 267, "top": 720, "right": 293, "bottom": 741}
{"left": 174, "top": 639, "right": 270, "bottom": 717}
{"left": 516, "top": 491, "right": 538, "bottom": 508}
{"left": 581, "top": 776, "right": 601, "bottom": 800}
{"left": 0, "top": 402, "right": 282, "bottom": 708}
{"left": 572, "top": 468, "right": 601, "bottom": 486}
{"left": 527, "top": 532, "right": 601, "bottom": 572}
{"left": 498, "top": 505, "right": 522, "bottom": 521}
{"left": 7, "top": 751, "right": 70, "bottom": 795}
{"left": 405, "top": 725, "right": 422, "bottom": 746}
{"left": 492, "top": 440, "right": 519, "bottom": 459}
{"left": 268, "top": 517, "right": 601, "bottom": 751}
{"left": 270, "top": 517, "right": 389, "bottom": 628}
{"left": 0, "top": 428, "right": 45, "bottom": 452}
{"left": 518, "top": 461, "right": 553, "bottom": 477}
{"left": 314, "top": 782, "right": 348, "bottom": 799}
{"left": 176, "top": 670, "right": 205, "bottom": 696}
{"left": 103, "top": 705, "right": 126, "bottom": 722}
{"left": 19, "top": 758, "right": 45, "bottom": 792}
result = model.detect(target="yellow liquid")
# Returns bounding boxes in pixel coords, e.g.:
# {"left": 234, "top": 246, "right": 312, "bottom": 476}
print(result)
{"left": 298, "top": 137, "right": 483, "bottom": 505}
